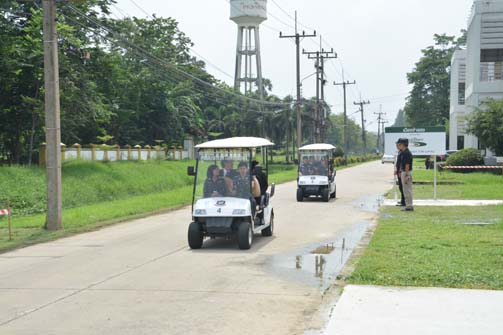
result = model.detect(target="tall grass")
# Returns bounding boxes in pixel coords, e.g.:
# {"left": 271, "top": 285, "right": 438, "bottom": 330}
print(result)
{"left": 0, "top": 160, "right": 194, "bottom": 216}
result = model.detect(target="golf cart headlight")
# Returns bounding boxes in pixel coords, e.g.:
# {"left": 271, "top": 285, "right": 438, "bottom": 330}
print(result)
{"left": 299, "top": 180, "right": 306, "bottom": 185}
{"left": 232, "top": 209, "right": 247, "bottom": 215}
{"left": 194, "top": 209, "right": 206, "bottom": 216}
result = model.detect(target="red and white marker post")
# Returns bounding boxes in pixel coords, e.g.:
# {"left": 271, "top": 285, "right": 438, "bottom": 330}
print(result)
{"left": 1, "top": 199, "right": 12, "bottom": 241}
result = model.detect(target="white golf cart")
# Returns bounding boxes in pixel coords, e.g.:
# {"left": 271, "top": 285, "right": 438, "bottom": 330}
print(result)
{"left": 296, "top": 144, "right": 337, "bottom": 202}
{"left": 187, "top": 137, "right": 276, "bottom": 250}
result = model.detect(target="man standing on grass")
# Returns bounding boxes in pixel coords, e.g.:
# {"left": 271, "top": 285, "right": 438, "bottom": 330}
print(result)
{"left": 398, "top": 138, "right": 414, "bottom": 212}
{"left": 395, "top": 140, "right": 406, "bottom": 207}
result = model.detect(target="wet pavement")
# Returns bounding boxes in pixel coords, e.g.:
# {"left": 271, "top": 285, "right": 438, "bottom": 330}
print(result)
{"left": 268, "top": 220, "right": 371, "bottom": 292}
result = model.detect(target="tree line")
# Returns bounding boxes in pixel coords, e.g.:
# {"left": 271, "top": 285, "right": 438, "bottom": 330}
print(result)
{"left": 0, "top": 0, "right": 376, "bottom": 165}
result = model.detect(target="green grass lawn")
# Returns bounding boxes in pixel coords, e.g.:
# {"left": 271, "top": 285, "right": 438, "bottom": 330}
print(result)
{"left": 0, "top": 160, "right": 195, "bottom": 216}
{"left": 413, "top": 170, "right": 503, "bottom": 200}
{"left": 348, "top": 206, "right": 503, "bottom": 290}
{"left": 389, "top": 158, "right": 503, "bottom": 200}
{"left": 0, "top": 160, "right": 298, "bottom": 252}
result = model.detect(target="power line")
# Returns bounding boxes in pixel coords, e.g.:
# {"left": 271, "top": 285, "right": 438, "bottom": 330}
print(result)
{"left": 64, "top": 3, "right": 287, "bottom": 107}
{"left": 269, "top": 0, "right": 317, "bottom": 32}
{"left": 57, "top": 9, "right": 286, "bottom": 118}
{"left": 303, "top": 41, "right": 337, "bottom": 143}
{"left": 279, "top": 11, "right": 316, "bottom": 159}
{"left": 334, "top": 78, "right": 356, "bottom": 157}
{"left": 374, "top": 105, "right": 387, "bottom": 153}
{"left": 112, "top": 1, "right": 236, "bottom": 81}
{"left": 128, "top": 0, "right": 151, "bottom": 18}
{"left": 354, "top": 98, "right": 371, "bottom": 153}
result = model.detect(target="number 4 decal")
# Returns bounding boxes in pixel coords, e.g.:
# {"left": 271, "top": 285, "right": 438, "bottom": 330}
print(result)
{"left": 217, "top": 208, "right": 222, "bottom": 214}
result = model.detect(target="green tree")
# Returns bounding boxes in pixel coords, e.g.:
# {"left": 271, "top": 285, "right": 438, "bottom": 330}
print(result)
{"left": 393, "top": 109, "right": 406, "bottom": 127}
{"left": 468, "top": 99, "right": 503, "bottom": 155}
{"left": 404, "top": 33, "right": 466, "bottom": 127}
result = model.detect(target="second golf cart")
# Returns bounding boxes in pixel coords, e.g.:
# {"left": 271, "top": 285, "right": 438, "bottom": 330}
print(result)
{"left": 187, "top": 137, "right": 275, "bottom": 250}
{"left": 296, "top": 144, "right": 337, "bottom": 202}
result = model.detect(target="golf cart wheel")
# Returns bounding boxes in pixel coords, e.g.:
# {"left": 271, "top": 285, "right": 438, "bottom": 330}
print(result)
{"left": 330, "top": 187, "right": 336, "bottom": 199}
{"left": 238, "top": 222, "right": 253, "bottom": 250}
{"left": 322, "top": 188, "right": 330, "bottom": 202}
{"left": 261, "top": 211, "right": 274, "bottom": 237}
{"left": 296, "top": 188, "right": 304, "bottom": 202}
{"left": 188, "top": 222, "right": 204, "bottom": 249}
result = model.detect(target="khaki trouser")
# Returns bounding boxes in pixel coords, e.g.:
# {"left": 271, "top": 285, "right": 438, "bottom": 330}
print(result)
{"left": 400, "top": 172, "right": 413, "bottom": 209}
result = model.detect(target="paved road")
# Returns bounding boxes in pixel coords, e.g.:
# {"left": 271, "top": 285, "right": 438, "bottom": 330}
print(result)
{"left": 0, "top": 161, "right": 392, "bottom": 335}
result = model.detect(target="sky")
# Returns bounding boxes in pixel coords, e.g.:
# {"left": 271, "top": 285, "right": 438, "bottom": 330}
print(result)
{"left": 113, "top": 0, "right": 474, "bottom": 132}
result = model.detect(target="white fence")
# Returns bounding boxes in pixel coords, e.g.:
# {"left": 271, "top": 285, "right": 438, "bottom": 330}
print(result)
{"left": 39, "top": 141, "right": 196, "bottom": 165}
{"left": 64, "top": 148, "right": 167, "bottom": 162}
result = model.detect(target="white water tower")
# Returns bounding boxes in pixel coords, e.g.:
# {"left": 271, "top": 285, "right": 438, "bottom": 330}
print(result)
{"left": 230, "top": 0, "right": 267, "bottom": 97}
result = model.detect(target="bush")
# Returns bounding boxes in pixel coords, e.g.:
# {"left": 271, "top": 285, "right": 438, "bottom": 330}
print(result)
{"left": 333, "top": 147, "right": 345, "bottom": 158}
{"left": 445, "top": 149, "right": 484, "bottom": 173}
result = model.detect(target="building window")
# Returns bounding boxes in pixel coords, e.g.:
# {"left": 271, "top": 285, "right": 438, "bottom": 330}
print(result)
{"left": 457, "top": 136, "right": 465, "bottom": 150}
{"left": 458, "top": 82, "right": 465, "bottom": 105}
{"left": 480, "top": 49, "right": 503, "bottom": 81}
{"left": 481, "top": 49, "right": 503, "bottom": 62}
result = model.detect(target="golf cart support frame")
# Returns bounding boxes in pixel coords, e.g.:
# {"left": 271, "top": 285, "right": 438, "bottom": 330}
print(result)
{"left": 187, "top": 137, "right": 276, "bottom": 250}
{"left": 297, "top": 144, "right": 337, "bottom": 202}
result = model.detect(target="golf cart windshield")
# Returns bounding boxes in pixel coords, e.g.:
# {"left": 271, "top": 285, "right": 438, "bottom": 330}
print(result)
{"left": 298, "top": 151, "right": 330, "bottom": 176}
{"left": 195, "top": 149, "right": 253, "bottom": 200}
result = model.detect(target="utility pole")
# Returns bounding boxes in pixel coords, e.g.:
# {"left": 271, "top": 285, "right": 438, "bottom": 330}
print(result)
{"left": 381, "top": 119, "right": 389, "bottom": 153}
{"left": 334, "top": 77, "right": 356, "bottom": 158}
{"left": 354, "top": 98, "right": 370, "bottom": 153}
{"left": 280, "top": 12, "right": 316, "bottom": 160}
{"left": 303, "top": 38, "right": 336, "bottom": 143}
{"left": 374, "top": 105, "right": 386, "bottom": 154}
{"left": 42, "top": 0, "right": 62, "bottom": 231}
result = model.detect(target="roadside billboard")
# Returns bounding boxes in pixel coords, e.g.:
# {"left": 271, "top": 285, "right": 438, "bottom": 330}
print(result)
{"left": 385, "top": 127, "right": 446, "bottom": 156}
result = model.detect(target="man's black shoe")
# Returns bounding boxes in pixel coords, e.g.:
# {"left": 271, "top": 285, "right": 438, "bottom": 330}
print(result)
{"left": 401, "top": 207, "right": 414, "bottom": 212}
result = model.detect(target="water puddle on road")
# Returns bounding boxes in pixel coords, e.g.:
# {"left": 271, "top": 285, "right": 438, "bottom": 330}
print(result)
{"left": 268, "top": 221, "right": 370, "bottom": 292}
{"left": 268, "top": 194, "right": 383, "bottom": 291}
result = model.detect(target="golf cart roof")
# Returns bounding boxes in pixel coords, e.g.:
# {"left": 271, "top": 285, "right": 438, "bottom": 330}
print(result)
{"left": 299, "top": 144, "right": 336, "bottom": 151}
{"left": 195, "top": 137, "right": 274, "bottom": 149}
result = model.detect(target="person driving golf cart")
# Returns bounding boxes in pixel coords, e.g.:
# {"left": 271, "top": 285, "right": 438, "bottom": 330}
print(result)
{"left": 203, "top": 165, "right": 227, "bottom": 198}
{"left": 299, "top": 156, "right": 312, "bottom": 175}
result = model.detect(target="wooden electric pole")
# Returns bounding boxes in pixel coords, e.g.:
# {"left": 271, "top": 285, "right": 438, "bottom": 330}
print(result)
{"left": 280, "top": 12, "right": 316, "bottom": 160}
{"left": 303, "top": 40, "right": 337, "bottom": 143}
{"left": 354, "top": 98, "right": 371, "bottom": 153}
{"left": 374, "top": 105, "right": 386, "bottom": 154}
{"left": 334, "top": 78, "right": 356, "bottom": 158}
{"left": 43, "top": 0, "right": 62, "bottom": 230}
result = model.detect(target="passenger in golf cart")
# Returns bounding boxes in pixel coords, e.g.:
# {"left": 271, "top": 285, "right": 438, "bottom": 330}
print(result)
{"left": 233, "top": 161, "right": 261, "bottom": 200}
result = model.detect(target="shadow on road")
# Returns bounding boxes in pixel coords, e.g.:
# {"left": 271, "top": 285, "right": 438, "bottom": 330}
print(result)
{"left": 189, "top": 235, "right": 276, "bottom": 254}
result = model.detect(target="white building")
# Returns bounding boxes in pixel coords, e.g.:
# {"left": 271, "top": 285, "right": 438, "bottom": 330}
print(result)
{"left": 455, "top": 0, "right": 503, "bottom": 152}
{"left": 449, "top": 50, "right": 468, "bottom": 150}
